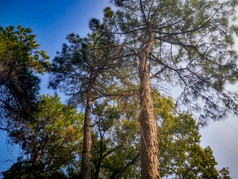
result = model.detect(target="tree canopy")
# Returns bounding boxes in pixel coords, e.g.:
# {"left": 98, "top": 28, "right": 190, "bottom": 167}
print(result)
{"left": 1, "top": 0, "right": 238, "bottom": 177}
{"left": 3, "top": 95, "right": 83, "bottom": 178}
{"left": 89, "top": 0, "right": 238, "bottom": 177}
{"left": 0, "top": 25, "right": 50, "bottom": 127}
{"left": 89, "top": 92, "right": 230, "bottom": 178}
{"left": 108, "top": 0, "right": 238, "bottom": 121}
{"left": 2, "top": 92, "right": 231, "bottom": 179}
{"left": 49, "top": 16, "right": 137, "bottom": 178}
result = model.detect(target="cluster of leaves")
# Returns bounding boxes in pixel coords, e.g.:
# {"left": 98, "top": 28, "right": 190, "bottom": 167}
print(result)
{"left": 0, "top": 25, "right": 50, "bottom": 124}
{"left": 89, "top": 92, "right": 231, "bottom": 178}
{"left": 154, "top": 92, "right": 219, "bottom": 178}
{"left": 3, "top": 95, "right": 83, "bottom": 178}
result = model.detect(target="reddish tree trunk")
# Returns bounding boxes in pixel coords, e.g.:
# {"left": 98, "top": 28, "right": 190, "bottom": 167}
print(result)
{"left": 81, "top": 96, "right": 93, "bottom": 179}
{"left": 138, "top": 33, "right": 160, "bottom": 179}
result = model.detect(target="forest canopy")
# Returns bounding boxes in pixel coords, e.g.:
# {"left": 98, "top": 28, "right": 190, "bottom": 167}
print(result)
{"left": 1, "top": 0, "right": 238, "bottom": 178}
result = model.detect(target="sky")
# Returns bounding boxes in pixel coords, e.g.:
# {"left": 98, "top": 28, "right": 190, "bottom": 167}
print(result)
{"left": 0, "top": 0, "right": 238, "bottom": 178}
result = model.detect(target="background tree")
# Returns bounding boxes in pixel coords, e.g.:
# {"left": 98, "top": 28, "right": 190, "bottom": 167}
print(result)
{"left": 49, "top": 15, "right": 135, "bottom": 176}
{"left": 2, "top": 95, "right": 83, "bottom": 179}
{"left": 90, "top": 0, "right": 238, "bottom": 177}
{"left": 1, "top": 92, "right": 231, "bottom": 178}
{"left": 154, "top": 92, "right": 220, "bottom": 178}
{"left": 90, "top": 92, "right": 231, "bottom": 178}
{"left": 0, "top": 25, "right": 49, "bottom": 129}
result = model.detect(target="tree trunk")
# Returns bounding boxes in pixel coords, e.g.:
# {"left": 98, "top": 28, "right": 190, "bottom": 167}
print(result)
{"left": 138, "top": 33, "right": 160, "bottom": 179}
{"left": 95, "top": 135, "right": 103, "bottom": 179}
{"left": 82, "top": 96, "right": 93, "bottom": 179}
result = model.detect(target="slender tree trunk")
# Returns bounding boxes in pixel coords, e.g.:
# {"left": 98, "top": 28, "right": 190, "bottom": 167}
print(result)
{"left": 138, "top": 32, "right": 160, "bottom": 179}
{"left": 95, "top": 164, "right": 100, "bottom": 179}
{"left": 95, "top": 135, "right": 103, "bottom": 179}
{"left": 82, "top": 95, "right": 93, "bottom": 179}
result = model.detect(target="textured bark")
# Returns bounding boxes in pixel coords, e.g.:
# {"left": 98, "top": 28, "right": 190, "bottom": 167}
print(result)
{"left": 82, "top": 96, "right": 93, "bottom": 179}
{"left": 138, "top": 32, "right": 160, "bottom": 179}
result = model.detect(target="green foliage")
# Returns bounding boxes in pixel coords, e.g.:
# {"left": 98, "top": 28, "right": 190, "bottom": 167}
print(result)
{"left": 49, "top": 28, "right": 124, "bottom": 106}
{"left": 3, "top": 93, "right": 231, "bottom": 178}
{"left": 104, "top": 7, "right": 115, "bottom": 18}
{"left": 91, "top": 101, "right": 140, "bottom": 178}
{"left": 108, "top": 0, "right": 238, "bottom": 120}
{"left": 49, "top": 17, "right": 136, "bottom": 178}
{"left": 89, "top": 92, "right": 231, "bottom": 178}
{"left": 0, "top": 25, "right": 50, "bottom": 123}
{"left": 4, "top": 95, "right": 83, "bottom": 178}
{"left": 3, "top": 160, "right": 66, "bottom": 179}
{"left": 219, "top": 167, "right": 232, "bottom": 179}
{"left": 0, "top": 25, "right": 50, "bottom": 74}
{"left": 3, "top": 0, "right": 238, "bottom": 176}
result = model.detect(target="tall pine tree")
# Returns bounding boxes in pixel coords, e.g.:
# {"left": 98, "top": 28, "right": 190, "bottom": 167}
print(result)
{"left": 49, "top": 12, "right": 135, "bottom": 177}
{"left": 93, "top": 0, "right": 238, "bottom": 178}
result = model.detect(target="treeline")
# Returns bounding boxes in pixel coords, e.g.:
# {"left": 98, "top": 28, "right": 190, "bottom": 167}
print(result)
{"left": 1, "top": 0, "right": 238, "bottom": 178}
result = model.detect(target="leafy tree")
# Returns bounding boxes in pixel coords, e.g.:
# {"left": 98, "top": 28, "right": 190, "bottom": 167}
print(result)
{"left": 0, "top": 25, "right": 49, "bottom": 128}
{"left": 90, "top": 92, "right": 231, "bottom": 179}
{"left": 90, "top": 100, "right": 140, "bottom": 179}
{"left": 91, "top": 0, "right": 238, "bottom": 177}
{"left": 2, "top": 93, "right": 231, "bottom": 178}
{"left": 49, "top": 10, "right": 137, "bottom": 178}
{"left": 154, "top": 92, "right": 220, "bottom": 178}
{"left": 49, "top": 34, "right": 117, "bottom": 178}
{"left": 2, "top": 95, "right": 83, "bottom": 179}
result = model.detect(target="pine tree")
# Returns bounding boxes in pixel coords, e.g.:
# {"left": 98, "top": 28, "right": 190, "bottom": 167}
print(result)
{"left": 93, "top": 0, "right": 238, "bottom": 177}
{"left": 49, "top": 12, "right": 134, "bottom": 177}
{"left": 0, "top": 25, "right": 49, "bottom": 130}
{"left": 90, "top": 92, "right": 231, "bottom": 178}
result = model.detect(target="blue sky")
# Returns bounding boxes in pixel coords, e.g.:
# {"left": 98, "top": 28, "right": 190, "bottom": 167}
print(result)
{"left": 0, "top": 0, "right": 109, "bottom": 58}
{"left": 0, "top": 0, "right": 238, "bottom": 178}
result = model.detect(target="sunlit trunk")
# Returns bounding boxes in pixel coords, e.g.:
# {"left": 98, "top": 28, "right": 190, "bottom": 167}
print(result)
{"left": 138, "top": 32, "right": 160, "bottom": 179}
{"left": 82, "top": 95, "right": 93, "bottom": 179}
